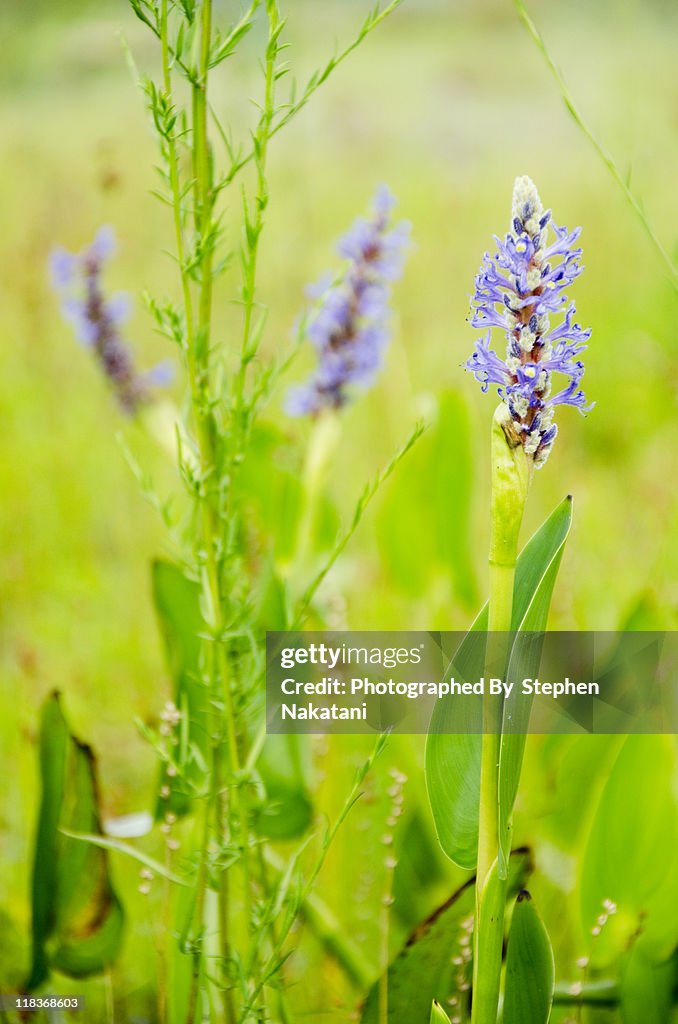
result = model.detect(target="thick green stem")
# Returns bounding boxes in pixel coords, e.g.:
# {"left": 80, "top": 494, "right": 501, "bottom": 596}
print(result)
{"left": 472, "top": 405, "right": 531, "bottom": 1024}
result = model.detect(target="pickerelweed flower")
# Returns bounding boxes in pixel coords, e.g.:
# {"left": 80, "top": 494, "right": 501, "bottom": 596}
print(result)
{"left": 465, "top": 175, "right": 592, "bottom": 467}
{"left": 50, "top": 227, "right": 172, "bottom": 414}
{"left": 286, "top": 186, "right": 410, "bottom": 416}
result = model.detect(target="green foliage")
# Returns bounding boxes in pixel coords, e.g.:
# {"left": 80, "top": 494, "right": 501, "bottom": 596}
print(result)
{"left": 28, "top": 694, "right": 124, "bottom": 988}
{"left": 152, "top": 559, "right": 210, "bottom": 816}
{"left": 253, "top": 735, "right": 313, "bottom": 839}
{"left": 360, "top": 849, "right": 533, "bottom": 1024}
{"left": 580, "top": 735, "right": 678, "bottom": 963}
{"left": 497, "top": 495, "right": 572, "bottom": 873}
{"left": 620, "top": 945, "right": 678, "bottom": 1024}
{"left": 430, "top": 1001, "right": 450, "bottom": 1024}
{"left": 503, "top": 892, "right": 555, "bottom": 1024}
{"left": 426, "top": 496, "right": 572, "bottom": 868}
{"left": 4, "top": 0, "right": 678, "bottom": 1020}
{"left": 377, "top": 390, "right": 478, "bottom": 606}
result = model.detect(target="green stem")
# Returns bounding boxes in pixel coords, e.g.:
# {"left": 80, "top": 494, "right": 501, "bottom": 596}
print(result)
{"left": 291, "top": 411, "right": 341, "bottom": 574}
{"left": 171, "top": 1, "right": 253, "bottom": 1018}
{"left": 230, "top": 0, "right": 279, "bottom": 468}
{"left": 472, "top": 405, "right": 531, "bottom": 1024}
{"left": 553, "top": 979, "right": 620, "bottom": 1006}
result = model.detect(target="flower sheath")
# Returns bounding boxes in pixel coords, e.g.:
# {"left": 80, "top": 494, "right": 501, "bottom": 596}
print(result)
{"left": 466, "top": 175, "right": 592, "bottom": 467}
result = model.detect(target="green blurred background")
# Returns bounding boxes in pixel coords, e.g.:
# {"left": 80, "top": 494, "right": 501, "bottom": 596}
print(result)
{"left": 1, "top": 0, "right": 677, "bottom": 1017}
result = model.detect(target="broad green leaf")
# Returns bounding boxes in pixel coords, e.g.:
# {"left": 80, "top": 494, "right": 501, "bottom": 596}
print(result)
{"left": 620, "top": 944, "right": 677, "bottom": 1024}
{"left": 253, "top": 734, "right": 313, "bottom": 840}
{"left": 503, "top": 891, "right": 554, "bottom": 1024}
{"left": 498, "top": 496, "right": 572, "bottom": 872}
{"left": 239, "top": 422, "right": 339, "bottom": 559}
{"left": 360, "top": 849, "right": 532, "bottom": 1024}
{"left": 525, "top": 734, "right": 618, "bottom": 852}
{"left": 430, "top": 1000, "right": 450, "bottom": 1024}
{"left": 580, "top": 735, "right": 678, "bottom": 963}
{"left": 376, "top": 391, "right": 478, "bottom": 605}
{"left": 391, "top": 810, "right": 447, "bottom": 929}
{"left": 426, "top": 496, "right": 572, "bottom": 867}
{"left": 152, "top": 559, "right": 210, "bottom": 817}
{"left": 432, "top": 392, "right": 478, "bottom": 607}
{"left": 28, "top": 693, "right": 124, "bottom": 988}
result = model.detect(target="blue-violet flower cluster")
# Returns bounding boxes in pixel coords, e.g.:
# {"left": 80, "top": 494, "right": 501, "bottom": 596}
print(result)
{"left": 50, "top": 227, "right": 171, "bottom": 414}
{"left": 286, "top": 186, "right": 410, "bottom": 416}
{"left": 466, "top": 175, "right": 592, "bottom": 467}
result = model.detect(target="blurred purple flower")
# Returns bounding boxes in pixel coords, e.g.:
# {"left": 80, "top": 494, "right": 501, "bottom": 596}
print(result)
{"left": 49, "top": 227, "right": 172, "bottom": 414}
{"left": 286, "top": 186, "right": 411, "bottom": 416}
{"left": 466, "top": 176, "right": 592, "bottom": 468}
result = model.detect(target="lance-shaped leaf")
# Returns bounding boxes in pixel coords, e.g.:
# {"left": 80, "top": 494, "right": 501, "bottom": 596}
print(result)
{"left": 360, "top": 849, "right": 533, "bottom": 1024}
{"left": 503, "top": 891, "right": 554, "bottom": 1024}
{"left": 426, "top": 496, "right": 572, "bottom": 867}
{"left": 497, "top": 495, "right": 572, "bottom": 874}
{"left": 472, "top": 860, "right": 507, "bottom": 1024}
{"left": 27, "top": 693, "right": 124, "bottom": 988}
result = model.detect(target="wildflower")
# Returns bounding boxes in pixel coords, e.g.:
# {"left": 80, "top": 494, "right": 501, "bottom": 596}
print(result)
{"left": 466, "top": 176, "right": 592, "bottom": 468}
{"left": 50, "top": 226, "right": 172, "bottom": 414}
{"left": 286, "top": 186, "right": 410, "bottom": 416}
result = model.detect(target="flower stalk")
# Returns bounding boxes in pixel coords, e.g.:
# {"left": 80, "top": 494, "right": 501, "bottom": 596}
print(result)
{"left": 466, "top": 175, "right": 590, "bottom": 1024}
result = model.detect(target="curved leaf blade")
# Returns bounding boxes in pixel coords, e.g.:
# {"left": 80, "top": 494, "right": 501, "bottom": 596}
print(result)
{"left": 152, "top": 560, "right": 210, "bottom": 817}
{"left": 498, "top": 496, "right": 573, "bottom": 871}
{"left": 360, "top": 849, "right": 533, "bottom": 1024}
{"left": 580, "top": 735, "right": 678, "bottom": 963}
{"left": 426, "top": 497, "right": 572, "bottom": 867}
{"left": 430, "top": 1000, "right": 450, "bottom": 1024}
{"left": 503, "top": 891, "right": 555, "bottom": 1024}
{"left": 28, "top": 693, "right": 124, "bottom": 987}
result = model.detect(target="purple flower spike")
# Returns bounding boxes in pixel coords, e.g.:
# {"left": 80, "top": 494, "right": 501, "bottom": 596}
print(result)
{"left": 49, "top": 229, "right": 171, "bottom": 414}
{"left": 465, "top": 176, "right": 592, "bottom": 468}
{"left": 286, "top": 187, "right": 411, "bottom": 416}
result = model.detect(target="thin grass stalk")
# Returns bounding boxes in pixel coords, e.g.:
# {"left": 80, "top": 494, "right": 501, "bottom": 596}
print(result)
{"left": 513, "top": 0, "right": 678, "bottom": 292}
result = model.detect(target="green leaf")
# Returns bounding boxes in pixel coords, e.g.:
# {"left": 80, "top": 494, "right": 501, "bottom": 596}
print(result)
{"left": 391, "top": 810, "right": 447, "bottom": 929}
{"left": 152, "top": 559, "right": 210, "bottom": 817}
{"left": 430, "top": 1000, "right": 450, "bottom": 1024}
{"left": 472, "top": 861, "right": 507, "bottom": 1023}
{"left": 620, "top": 945, "right": 678, "bottom": 1024}
{"left": 360, "top": 849, "right": 532, "bottom": 1024}
{"left": 580, "top": 735, "right": 678, "bottom": 963}
{"left": 503, "top": 891, "right": 555, "bottom": 1024}
{"left": 433, "top": 392, "right": 479, "bottom": 623}
{"left": 377, "top": 391, "right": 478, "bottom": 606}
{"left": 426, "top": 496, "right": 572, "bottom": 867}
{"left": 253, "top": 734, "right": 313, "bottom": 840}
{"left": 28, "top": 693, "right": 124, "bottom": 988}
{"left": 497, "top": 496, "right": 573, "bottom": 872}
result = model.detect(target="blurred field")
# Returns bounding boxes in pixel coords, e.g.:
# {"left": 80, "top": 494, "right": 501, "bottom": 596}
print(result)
{"left": 1, "top": 0, "right": 677, "bottom": 1016}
